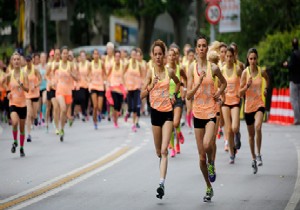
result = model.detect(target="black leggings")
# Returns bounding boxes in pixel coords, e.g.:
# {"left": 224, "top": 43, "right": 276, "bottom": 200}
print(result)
{"left": 127, "top": 90, "right": 140, "bottom": 113}
{"left": 78, "top": 88, "right": 89, "bottom": 116}
{"left": 111, "top": 91, "right": 123, "bottom": 112}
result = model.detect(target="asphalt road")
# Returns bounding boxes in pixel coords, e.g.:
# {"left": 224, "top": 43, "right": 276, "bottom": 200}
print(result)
{"left": 0, "top": 116, "right": 299, "bottom": 210}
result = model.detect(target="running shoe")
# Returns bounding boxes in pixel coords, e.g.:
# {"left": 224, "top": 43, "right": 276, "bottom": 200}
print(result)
{"left": 46, "top": 125, "right": 49, "bottom": 133}
{"left": 252, "top": 160, "right": 258, "bottom": 174}
{"left": 176, "top": 143, "right": 180, "bottom": 154}
{"left": 207, "top": 163, "right": 216, "bottom": 182}
{"left": 59, "top": 129, "right": 64, "bottom": 142}
{"left": 156, "top": 184, "right": 165, "bottom": 199}
{"left": 27, "top": 135, "right": 32, "bottom": 142}
{"left": 203, "top": 187, "right": 214, "bottom": 202}
{"left": 68, "top": 119, "right": 73, "bottom": 127}
{"left": 177, "top": 131, "right": 185, "bottom": 144}
{"left": 124, "top": 113, "right": 129, "bottom": 122}
{"left": 114, "top": 122, "right": 119, "bottom": 128}
{"left": 234, "top": 131, "right": 241, "bottom": 150}
{"left": 257, "top": 155, "right": 263, "bottom": 166}
{"left": 11, "top": 142, "right": 18, "bottom": 153}
{"left": 224, "top": 140, "right": 229, "bottom": 152}
{"left": 55, "top": 129, "right": 60, "bottom": 135}
{"left": 98, "top": 114, "right": 102, "bottom": 122}
{"left": 132, "top": 125, "right": 137, "bottom": 132}
{"left": 136, "top": 122, "right": 140, "bottom": 128}
{"left": 82, "top": 117, "right": 86, "bottom": 122}
{"left": 168, "top": 143, "right": 172, "bottom": 149}
{"left": 20, "top": 148, "right": 25, "bottom": 157}
{"left": 34, "top": 118, "right": 38, "bottom": 126}
{"left": 229, "top": 155, "right": 235, "bottom": 164}
{"left": 170, "top": 149, "right": 176, "bottom": 158}
{"left": 94, "top": 123, "right": 98, "bottom": 130}
{"left": 108, "top": 116, "right": 111, "bottom": 121}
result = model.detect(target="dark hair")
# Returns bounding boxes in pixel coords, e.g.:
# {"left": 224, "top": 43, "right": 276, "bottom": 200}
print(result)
{"left": 219, "top": 42, "right": 227, "bottom": 49}
{"left": 115, "top": 50, "right": 121, "bottom": 55}
{"left": 245, "top": 48, "right": 258, "bottom": 67}
{"left": 169, "top": 43, "right": 180, "bottom": 50}
{"left": 136, "top": 48, "right": 143, "bottom": 56}
{"left": 226, "top": 46, "right": 235, "bottom": 56}
{"left": 151, "top": 39, "right": 167, "bottom": 56}
{"left": 131, "top": 48, "right": 137, "bottom": 53}
{"left": 292, "top": 38, "right": 298, "bottom": 50}
{"left": 187, "top": 48, "right": 195, "bottom": 54}
{"left": 61, "top": 46, "right": 68, "bottom": 51}
{"left": 194, "top": 34, "right": 208, "bottom": 47}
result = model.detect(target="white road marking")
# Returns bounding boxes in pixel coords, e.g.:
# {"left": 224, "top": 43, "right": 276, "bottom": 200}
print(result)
{"left": 7, "top": 146, "right": 140, "bottom": 210}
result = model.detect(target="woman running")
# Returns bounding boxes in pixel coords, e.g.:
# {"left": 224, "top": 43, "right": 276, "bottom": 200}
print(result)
{"left": 38, "top": 52, "right": 48, "bottom": 126}
{"left": 240, "top": 48, "right": 269, "bottom": 174}
{"left": 89, "top": 49, "right": 106, "bottom": 129}
{"left": 3, "top": 52, "right": 29, "bottom": 157}
{"left": 55, "top": 47, "right": 78, "bottom": 141}
{"left": 45, "top": 49, "right": 60, "bottom": 134}
{"left": 78, "top": 51, "right": 91, "bottom": 121}
{"left": 186, "top": 35, "right": 227, "bottom": 202}
{"left": 221, "top": 47, "right": 242, "bottom": 164}
{"left": 167, "top": 47, "right": 187, "bottom": 157}
{"left": 24, "top": 55, "right": 42, "bottom": 142}
{"left": 136, "top": 48, "right": 147, "bottom": 118}
{"left": 108, "top": 50, "right": 125, "bottom": 128}
{"left": 141, "top": 40, "right": 180, "bottom": 199}
{"left": 124, "top": 48, "right": 143, "bottom": 132}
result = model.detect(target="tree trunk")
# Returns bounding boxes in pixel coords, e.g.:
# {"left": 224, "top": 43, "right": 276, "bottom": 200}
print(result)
{"left": 138, "top": 16, "right": 155, "bottom": 55}
{"left": 196, "top": 0, "right": 206, "bottom": 34}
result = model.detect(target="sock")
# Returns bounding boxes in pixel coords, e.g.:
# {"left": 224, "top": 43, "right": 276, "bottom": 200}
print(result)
{"left": 187, "top": 112, "right": 192, "bottom": 128}
{"left": 20, "top": 132, "right": 25, "bottom": 147}
{"left": 170, "top": 132, "right": 174, "bottom": 148}
{"left": 12, "top": 127, "right": 18, "bottom": 141}
{"left": 159, "top": 178, "right": 165, "bottom": 185}
{"left": 42, "top": 104, "right": 46, "bottom": 120}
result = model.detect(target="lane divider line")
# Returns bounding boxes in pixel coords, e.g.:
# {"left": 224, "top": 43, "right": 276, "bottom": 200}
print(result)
{"left": 0, "top": 146, "right": 139, "bottom": 210}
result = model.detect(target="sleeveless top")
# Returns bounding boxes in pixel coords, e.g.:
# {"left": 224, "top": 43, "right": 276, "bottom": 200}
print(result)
{"left": 9, "top": 69, "right": 26, "bottom": 107}
{"left": 78, "top": 60, "right": 89, "bottom": 89}
{"left": 149, "top": 67, "right": 172, "bottom": 112}
{"left": 245, "top": 66, "right": 265, "bottom": 113}
{"left": 125, "top": 59, "right": 141, "bottom": 91}
{"left": 56, "top": 61, "right": 73, "bottom": 96}
{"left": 24, "top": 65, "right": 40, "bottom": 99}
{"left": 39, "top": 63, "right": 47, "bottom": 91}
{"left": 222, "top": 64, "right": 240, "bottom": 105}
{"left": 192, "top": 62, "right": 217, "bottom": 119}
{"left": 168, "top": 64, "right": 181, "bottom": 97}
{"left": 90, "top": 60, "right": 104, "bottom": 91}
{"left": 110, "top": 62, "right": 124, "bottom": 93}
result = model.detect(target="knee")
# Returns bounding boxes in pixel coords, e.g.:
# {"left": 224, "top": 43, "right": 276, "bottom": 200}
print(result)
{"left": 161, "top": 148, "right": 168, "bottom": 157}
{"left": 203, "top": 141, "right": 210, "bottom": 151}
{"left": 232, "top": 126, "right": 239, "bottom": 134}
{"left": 255, "top": 124, "right": 262, "bottom": 132}
{"left": 199, "top": 156, "right": 206, "bottom": 166}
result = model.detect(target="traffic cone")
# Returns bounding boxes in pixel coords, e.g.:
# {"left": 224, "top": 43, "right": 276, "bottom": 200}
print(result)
{"left": 284, "top": 88, "right": 294, "bottom": 125}
{"left": 278, "top": 88, "right": 285, "bottom": 124}
{"left": 268, "top": 88, "right": 279, "bottom": 123}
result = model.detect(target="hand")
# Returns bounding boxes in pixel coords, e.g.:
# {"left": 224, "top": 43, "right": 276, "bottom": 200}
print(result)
{"left": 199, "top": 71, "right": 206, "bottom": 84}
{"left": 7, "top": 93, "right": 11, "bottom": 100}
{"left": 170, "top": 95, "right": 176, "bottom": 105}
{"left": 247, "top": 77, "right": 252, "bottom": 88}
{"left": 283, "top": 61, "right": 288, "bottom": 67}
{"left": 213, "top": 90, "right": 221, "bottom": 101}
{"left": 153, "top": 75, "right": 159, "bottom": 86}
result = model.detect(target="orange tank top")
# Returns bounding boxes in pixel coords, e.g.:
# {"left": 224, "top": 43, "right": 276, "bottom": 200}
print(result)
{"left": 47, "top": 61, "right": 59, "bottom": 91}
{"left": 56, "top": 61, "right": 73, "bottom": 96}
{"left": 105, "top": 56, "right": 114, "bottom": 76}
{"left": 78, "top": 61, "right": 89, "bottom": 89}
{"left": 245, "top": 66, "right": 265, "bottom": 113}
{"left": 9, "top": 69, "right": 26, "bottom": 107}
{"left": 125, "top": 59, "right": 141, "bottom": 91}
{"left": 149, "top": 67, "right": 172, "bottom": 112}
{"left": 24, "top": 65, "right": 40, "bottom": 99}
{"left": 223, "top": 64, "right": 240, "bottom": 105}
{"left": 110, "top": 62, "right": 124, "bottom": 93}
{"left": 192, "top": 62, "right": 217, "bottom": 119}
{"left": 89, "top": 60, "right": 104, "bottom": 91}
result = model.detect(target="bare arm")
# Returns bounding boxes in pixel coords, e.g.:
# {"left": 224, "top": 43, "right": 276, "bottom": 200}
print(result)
{"left": 140, "top": 68, "right": 153, "bottom": 100}
{"left": 239, "top": 69, "right": 249, "bottom": 97}
{"left": 262, "top": 68, "right": 269, "bottom": 96}
{"left": 187, "top": 63, "right": 204, "bottom": 100}
{"left": 35, "top": 69, "right": 42, "bottom": 87}
{"left": 212, "top": 63, "right": 227, "bottom": 100}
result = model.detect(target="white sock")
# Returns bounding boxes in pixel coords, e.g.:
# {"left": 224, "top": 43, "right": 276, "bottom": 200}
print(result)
{"left": 159, "top": 178, "right": 165, "bottom": 185}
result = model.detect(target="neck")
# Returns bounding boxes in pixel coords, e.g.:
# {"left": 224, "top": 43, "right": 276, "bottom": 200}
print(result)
{"left": 169, "top": 62, "right": 176, "bottom": 69}
{"left": 197, "top": 56, "right": 207, "bottom": 67}
{"left": 94, "top": 59, "right": 99, "bottom": 63}
{"left": 227, "top": 62, "right": 233, "bottom": 68}
{"left": 14, "top": 67, "right": 20, "bottom": 72}
{"left": 250, "top": 65, "right": 257, "bottom": 72}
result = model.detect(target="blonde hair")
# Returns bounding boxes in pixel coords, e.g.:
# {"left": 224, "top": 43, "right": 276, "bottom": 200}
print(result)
{"left": 209, "top": 41, "right": 221, "bottom": 54}
{"left": 207, "top": 50, "right": 219, "bottom": 64}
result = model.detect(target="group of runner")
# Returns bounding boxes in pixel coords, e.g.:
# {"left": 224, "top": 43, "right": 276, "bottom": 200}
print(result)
{"left": 0, "top": 35, "right": 269, "bottom": 202}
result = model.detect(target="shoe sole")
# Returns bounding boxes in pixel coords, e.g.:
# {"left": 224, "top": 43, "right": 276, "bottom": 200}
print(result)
{"left": 156, "top": 187, "right": 164, "bottom": 199}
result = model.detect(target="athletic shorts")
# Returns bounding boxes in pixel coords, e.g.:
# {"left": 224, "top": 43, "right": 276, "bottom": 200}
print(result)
{"left": 244, "top": 107, "right": 265, "bottom": 126}
{"left": 29, "top": 97, "right": 39, "bottom": 102}
{"left": 150, "top": 108, "right": 173, "bottom": 127}
{"left": 9, "top": 105, "right": 27, "bottom": 119}
{"left": 90, "top": 90, "right": 105, "bottom": 97}
{"left": 173, "top": 97, "right": 184, "bottom": 109}
{"left": 111, "top": 91, "right": 123, "bottom": 112}
{"left": 222, "top": 103, "right": 240, "bottom": 109}
{"left": 194, "top": 117, "right": 216, "bottom": 129}
{"left": 56, "top": 94, "right": 73, "bottom": 105}
{"left": 47, "top": 89, "right": 56, "bottom": 100}
{"left": 40, "top": 89, "right": 46, "bottom": 98}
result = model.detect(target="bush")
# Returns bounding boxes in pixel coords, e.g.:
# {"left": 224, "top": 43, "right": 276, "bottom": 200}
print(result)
{"left": 257, "top": 26, "right": 300, "bottom": 88}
